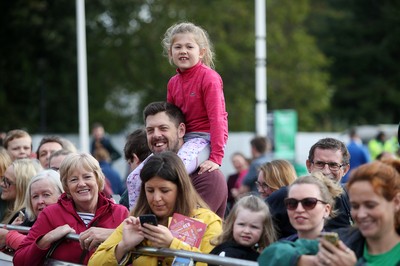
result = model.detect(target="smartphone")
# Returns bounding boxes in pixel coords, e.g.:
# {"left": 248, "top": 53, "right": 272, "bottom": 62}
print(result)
{"left": 18, "top": 211, "right": 25, "bottom": 220}
{"left": 139, "top": 214, "right": 158, "bottom": 226}
{"left": 319, "top": 232, "right": 339, "bottom": 246}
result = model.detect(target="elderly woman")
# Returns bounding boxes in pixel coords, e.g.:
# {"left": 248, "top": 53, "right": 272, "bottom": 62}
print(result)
{"left": 14, "top": 152, "right": 129, "bottom": 265}
{"left": 88, "top": 151, "right": 223, "bottom": 266}
{"left": 0, "top": 169, "right": 63, "bottom": 252}
{"left": 1, "top": 158, "right": 42, "bottom": 224}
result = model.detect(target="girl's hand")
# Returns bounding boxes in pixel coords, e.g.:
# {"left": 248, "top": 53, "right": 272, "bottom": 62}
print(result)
{"left": 198, "top": 160, "right": 219, "bottom": 174}
{"left": 141, "top": 223, "right": 173, "bottom": 248}
{"left": 316, "top": 239, "right": 356, "bottom": 266}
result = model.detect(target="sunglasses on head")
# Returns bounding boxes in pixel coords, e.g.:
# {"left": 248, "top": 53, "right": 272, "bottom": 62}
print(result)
{"left": 284, "top": 197, "right": 327, "bottom": 211}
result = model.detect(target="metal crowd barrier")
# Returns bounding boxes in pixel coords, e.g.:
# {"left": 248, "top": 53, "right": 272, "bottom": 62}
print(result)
{"left": 0, "top": 224, "right": 258, "bottom": 266}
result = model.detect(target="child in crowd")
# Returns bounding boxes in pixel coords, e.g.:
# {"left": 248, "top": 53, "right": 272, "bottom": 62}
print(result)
{"left": 210, "top": 195, "right": 277, "bottom": 263}
{"left": 126, "top": 22, "right": 229, "bottom": 210}
{"left": 162, "top": 21, "right": 228, "bottom": 175}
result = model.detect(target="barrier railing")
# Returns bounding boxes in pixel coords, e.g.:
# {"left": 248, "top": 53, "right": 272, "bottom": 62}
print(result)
{"left": 0, "top": 224, "right": 258, "bottom": 266}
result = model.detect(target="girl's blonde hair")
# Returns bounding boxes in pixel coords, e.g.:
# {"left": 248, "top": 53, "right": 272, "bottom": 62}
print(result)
{"left": 258, "top": 159, "right": 297, "bottom": 191}
{"left": 2, "top": 158, "right": 42, "bottom": 224}
{"left": 288, "top": 172, "right": 343, "bottom": 219}
{"left": 212, "top": 195, "right": 277, "bottom": 251}
{"left": 162, "top": 22, "right": 215, "bottom": 69}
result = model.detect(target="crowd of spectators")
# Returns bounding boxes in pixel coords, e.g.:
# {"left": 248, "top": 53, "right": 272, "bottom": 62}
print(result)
{"left": 0, "top": 115, "right": 398, "bottom": 266}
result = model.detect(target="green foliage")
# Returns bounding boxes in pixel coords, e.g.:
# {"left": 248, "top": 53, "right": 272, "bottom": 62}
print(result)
{"left": 6, "top": 0, "right": 397, "bottom": 134}
{"left": 0, "top": 0, "right": 77, "bottom": 133}
{"left": 267, "top": 0, "right": 331, "bottom": 130}
{"left": 307, "top": 0, "right": 400, "bottom": 127}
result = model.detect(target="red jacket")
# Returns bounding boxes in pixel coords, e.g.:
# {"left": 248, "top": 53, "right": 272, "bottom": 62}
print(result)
{"left": 167, "top": 61, "right": 228, "bottom": 165}
{"left": 13, "top": 192, "right": 128, "bottom": 265}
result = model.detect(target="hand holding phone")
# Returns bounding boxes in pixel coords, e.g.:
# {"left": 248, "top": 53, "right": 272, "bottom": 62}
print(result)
{"left": 139, "top": 214, "right": 158, "bottom": 226}
{"left": 319, "top": 232, "right": 339, "bottom": 246}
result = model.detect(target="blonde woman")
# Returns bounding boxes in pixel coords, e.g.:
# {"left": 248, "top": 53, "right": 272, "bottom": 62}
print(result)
{"left": 1, "top": 158, "right": 42, "bottom": 224}
{"left": 0, "top": 147, "right": 12, "bottom": 222}
{"left": 256, "top": 159, "right": 297, "bottom": 198}
{"left": 258, "top": 172, "right": 343, "bottom": 265}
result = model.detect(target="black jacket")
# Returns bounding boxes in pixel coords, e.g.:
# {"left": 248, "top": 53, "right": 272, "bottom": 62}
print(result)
{"left": 209, "top": 240, "right": 259, "bottom": 266}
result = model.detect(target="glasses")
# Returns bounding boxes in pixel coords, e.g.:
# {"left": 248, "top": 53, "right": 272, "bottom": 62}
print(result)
{"left": 1, "top": 176, "right": 15, "bottom": 188}
{"left": 311, "top": 160, "right": 346, "bottom": 171}
{"left": 255, "top": 181, "right": 270, "bottom": 191}
{"left": 284, "top": 197, "right": 327, "bottom": 211}
{"left": 50, "top": 166, "right": 60, "bottom": 172}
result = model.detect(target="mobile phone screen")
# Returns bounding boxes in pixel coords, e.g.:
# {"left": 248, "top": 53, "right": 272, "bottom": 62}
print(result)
{"left": 139, "top": 214, "right": 158, "bottom": 226}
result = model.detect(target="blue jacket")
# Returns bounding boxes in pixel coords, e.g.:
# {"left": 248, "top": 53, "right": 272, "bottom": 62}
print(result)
{"left": 99, "top": 161, "right": 124, "bottom": 195}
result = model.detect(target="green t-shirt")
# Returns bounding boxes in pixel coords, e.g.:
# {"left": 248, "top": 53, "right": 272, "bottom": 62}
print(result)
{"left": 362, "top": 241, "right": 400, "bottom": 266}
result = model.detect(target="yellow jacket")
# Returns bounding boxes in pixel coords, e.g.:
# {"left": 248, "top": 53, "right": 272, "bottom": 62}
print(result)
{"left": 88, "top": 208, "right": 222, "bottom": 266}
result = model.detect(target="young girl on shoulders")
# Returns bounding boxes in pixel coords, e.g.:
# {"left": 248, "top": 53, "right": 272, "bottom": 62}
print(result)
{"left": 162, "top": 21, "right": 228, "bottom": 175}
{"left": 210, "top": 195, "right": 277, "bottom": 263}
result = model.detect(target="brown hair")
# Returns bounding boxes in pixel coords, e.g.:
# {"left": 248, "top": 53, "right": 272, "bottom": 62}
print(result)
{"left": 132, "top": 152, "right": 208, "bottom": 217}
{"left": 3, "top": 129, "right": 32, "bottom": 150}
{"left": 308, "top": 138, "right": 350, "bottom": 165}
{"left": 36, "top": 136, "right": 64, "bottom": 158}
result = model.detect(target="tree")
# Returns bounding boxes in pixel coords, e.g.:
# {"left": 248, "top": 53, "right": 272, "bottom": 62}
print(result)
{"left": 1, "top": 0, "right": 332, "bottom": 133}
{"left": 0, "top": 0, "right": 78, "bottom": 133}
{"left": 307, "top": 0, "right": 400, "bottom": 127}
{"left": 267, "top": 0, "right": 331, "bottom": 130}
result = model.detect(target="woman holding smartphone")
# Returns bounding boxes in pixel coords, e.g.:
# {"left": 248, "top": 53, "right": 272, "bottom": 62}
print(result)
{"left": 257, "top": 172, "right": 343, "bottom": 265}
{"left": 314, "top": 158, "right": 400, "bottom": 266}
{"left": 88, "top": 152, "right": 223, "bottom": 266}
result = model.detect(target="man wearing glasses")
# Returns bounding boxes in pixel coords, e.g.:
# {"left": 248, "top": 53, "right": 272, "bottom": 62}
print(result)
{"left": 267, "top": 137, "right": 353, "bottom": 238}
{"left": 305, "top": 137, "right": 353, "bottom": 231}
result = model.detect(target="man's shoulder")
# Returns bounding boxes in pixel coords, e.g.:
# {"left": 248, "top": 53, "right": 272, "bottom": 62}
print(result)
{"left": 253, "top": 153, "right": 272, "bottom": 165}
{"left": 190, "top": 169, "right": 225, "bottom": 178}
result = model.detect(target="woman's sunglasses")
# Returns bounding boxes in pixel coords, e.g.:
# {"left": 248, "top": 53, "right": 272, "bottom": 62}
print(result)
{"left": 284, "top": 197, "right": 327, "bottom": 211}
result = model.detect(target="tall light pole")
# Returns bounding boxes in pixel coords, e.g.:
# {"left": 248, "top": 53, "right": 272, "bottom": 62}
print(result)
{"left": 255, "top": 0, "right": 267, "bottom": 137}
{"left": 76, "top": 0, "right": 89, "bottom": 152}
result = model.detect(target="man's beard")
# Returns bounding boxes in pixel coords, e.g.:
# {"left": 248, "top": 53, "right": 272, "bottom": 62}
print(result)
{"left": 151, "top": 135, "right": 181, "bottom": 154}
